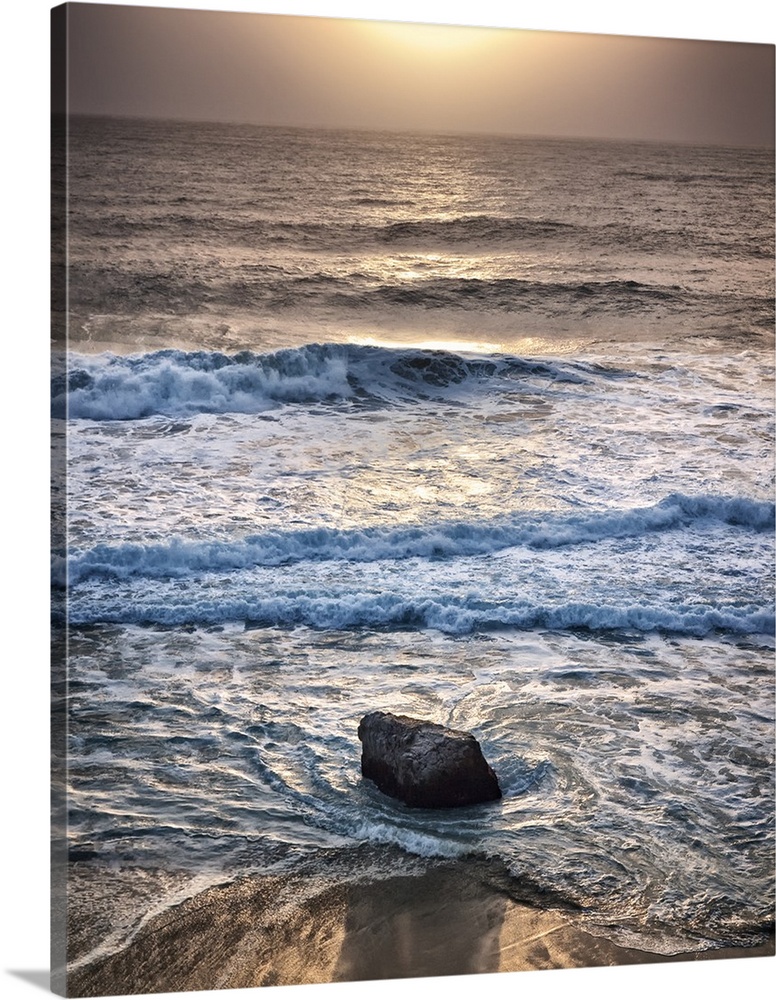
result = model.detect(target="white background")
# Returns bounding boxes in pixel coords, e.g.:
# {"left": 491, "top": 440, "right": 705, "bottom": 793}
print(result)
{"left": 1, "top": 3, "right": 774, "bottom": 1000}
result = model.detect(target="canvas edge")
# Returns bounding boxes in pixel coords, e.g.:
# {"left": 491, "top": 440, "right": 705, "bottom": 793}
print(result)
{"left": 51, "top": 3, "right": 69, "bottom": 996}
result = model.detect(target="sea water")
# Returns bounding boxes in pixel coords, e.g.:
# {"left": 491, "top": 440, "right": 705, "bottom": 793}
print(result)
{"left": 55, "top": 117, "right": 774, "bottom": 964}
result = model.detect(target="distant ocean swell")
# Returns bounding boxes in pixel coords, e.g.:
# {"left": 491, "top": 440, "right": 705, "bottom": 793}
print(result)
{"left": 75, "top": 212, "right": 576, "bottom": 245}
{"left": 73, "top": 211, "right": 773, "bottom": 259}
{"left": 339, "top": 277, "right": 694, "bottom": 313}
{"left": 57, "top": 493, "right": 775, "bottom": 586}
{"left": 66, "top": 265, "right": 772, "bottom": 323}
{"left": 54, "top": 343, "right": 632, "bottom": 419}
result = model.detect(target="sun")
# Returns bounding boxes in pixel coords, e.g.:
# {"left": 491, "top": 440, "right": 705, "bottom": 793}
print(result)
{"left": 363, "top": 19, "right": 508, "bottom": 58}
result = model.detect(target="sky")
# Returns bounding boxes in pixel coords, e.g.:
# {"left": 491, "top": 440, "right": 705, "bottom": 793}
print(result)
{"left": 59, "top": 1, "right": 775, "bottom": 145}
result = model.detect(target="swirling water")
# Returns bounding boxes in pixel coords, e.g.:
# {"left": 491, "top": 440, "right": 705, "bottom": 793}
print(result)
{"left": 57, "top": 117, "right": 774, "bottom": 963}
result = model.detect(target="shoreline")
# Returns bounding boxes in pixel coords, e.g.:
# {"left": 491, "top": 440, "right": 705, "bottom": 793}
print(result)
{"left": 66, "top": 857, "right": 775, "bottom": 997}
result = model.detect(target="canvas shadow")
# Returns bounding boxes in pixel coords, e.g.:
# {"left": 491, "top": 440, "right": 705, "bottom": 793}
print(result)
{"left": 6, "top": 970, "right": 51, "bottom": 993}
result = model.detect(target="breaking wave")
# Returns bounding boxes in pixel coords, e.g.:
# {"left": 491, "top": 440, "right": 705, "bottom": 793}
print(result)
{"left": 62, "top": 589, "right": 774, "bottom": 637}
{"left": 53, "top": 343, "right": 627, "bottom": 420}
{"left": 58, "top": 493, "right": 774, "bottom": 586}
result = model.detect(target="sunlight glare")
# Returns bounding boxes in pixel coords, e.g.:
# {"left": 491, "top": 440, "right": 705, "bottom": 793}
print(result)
{"left": 349, "top": 334, "right": 507, "bottom": 355}
{"left": 365, "top": 19, "right": 508, "bottom": 58}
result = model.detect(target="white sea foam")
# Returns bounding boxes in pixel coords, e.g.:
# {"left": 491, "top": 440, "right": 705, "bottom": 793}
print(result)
{"left": 342, "top": 819, "right": 468, "bottom": 859}
{"left": 58, "top": 492, "right": 774, "bottom": 586}
{"left": 56, "top": 347, "right": 356, "bottom": 420}
{"left": 52, "top": 343, "right": 622, "bottom": 420}
{"left": 63, "top": 589, "right": 774, "bottom": 637}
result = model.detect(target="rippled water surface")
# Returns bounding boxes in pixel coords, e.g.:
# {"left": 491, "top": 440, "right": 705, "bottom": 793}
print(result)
{"left": 58, "top": 118, "right": 774, "bottom": 963}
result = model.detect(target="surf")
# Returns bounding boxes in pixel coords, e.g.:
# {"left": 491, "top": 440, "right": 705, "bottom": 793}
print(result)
{"left": 57, "top": 493, "right": 774, "bottom": 586}
{"left": 53, "top": 343, "right": 637, "bottom": 420}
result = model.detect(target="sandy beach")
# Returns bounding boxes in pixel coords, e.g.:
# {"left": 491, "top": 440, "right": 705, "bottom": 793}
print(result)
{"left": 66, "top": 853, "right": 775, "bottom": 997}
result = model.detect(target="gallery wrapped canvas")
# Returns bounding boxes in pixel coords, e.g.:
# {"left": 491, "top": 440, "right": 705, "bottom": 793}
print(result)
{"left": 50, "top": 3, "right": 775, "bottom": 996}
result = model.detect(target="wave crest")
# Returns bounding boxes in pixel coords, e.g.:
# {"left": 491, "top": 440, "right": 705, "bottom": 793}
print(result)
{"left": 58, "top": 493, "right": 775, "bottom": 586}
{"left": 53, "top": 343, "right": 621, "bottom": 420}
{"left": 62, "top": 589, "right": 774, "bottom": 638}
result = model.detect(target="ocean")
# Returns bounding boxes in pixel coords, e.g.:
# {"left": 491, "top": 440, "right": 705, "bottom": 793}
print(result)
{"left": 54, "top": 115, "right": 774, "bottom": 977}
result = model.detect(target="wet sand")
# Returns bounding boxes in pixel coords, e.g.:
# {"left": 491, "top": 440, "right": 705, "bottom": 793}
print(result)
{"left": 66, "top": 860, "right": 775, "bottom": 997}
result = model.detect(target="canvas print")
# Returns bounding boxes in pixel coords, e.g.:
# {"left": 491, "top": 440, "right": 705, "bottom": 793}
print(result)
{"left": 50, "top": 3, "right": 775, "bottom": 996}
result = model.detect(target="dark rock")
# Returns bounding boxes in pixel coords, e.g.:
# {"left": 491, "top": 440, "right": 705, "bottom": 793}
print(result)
{"left": 358, "top": 711, "right": 502, "bottom": 809}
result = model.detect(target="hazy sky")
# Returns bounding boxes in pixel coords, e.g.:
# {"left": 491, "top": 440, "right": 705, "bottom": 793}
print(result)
{"left": 60, "top": 3, "right": 774, "bottom": 145}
